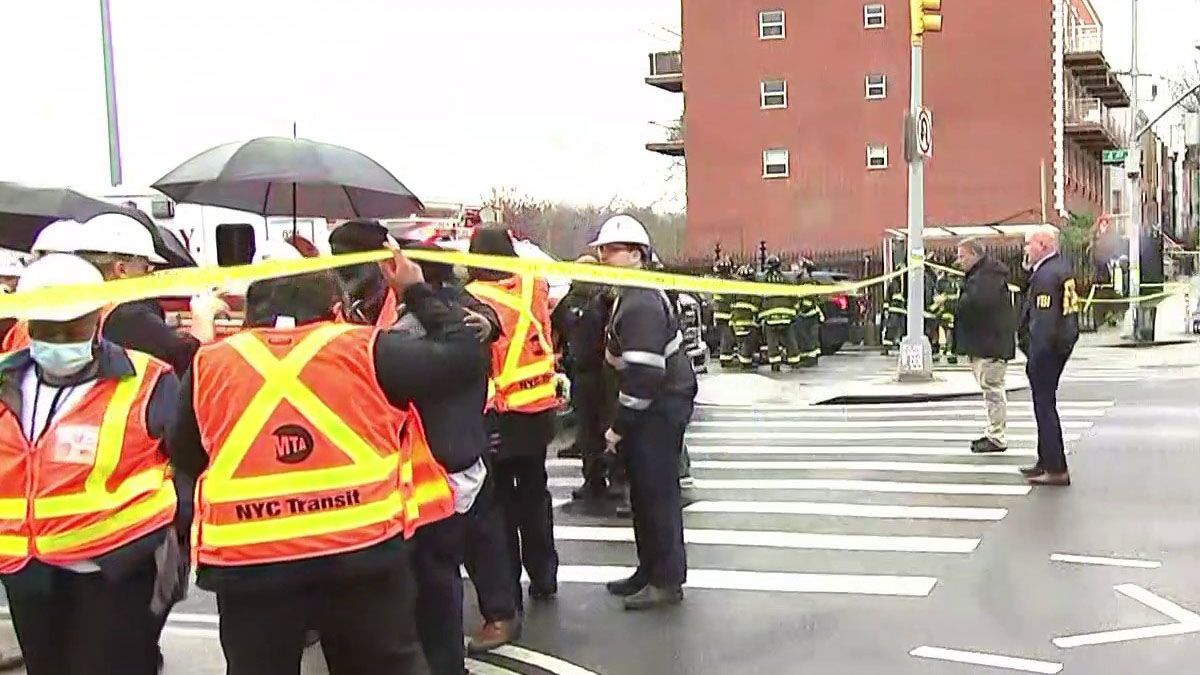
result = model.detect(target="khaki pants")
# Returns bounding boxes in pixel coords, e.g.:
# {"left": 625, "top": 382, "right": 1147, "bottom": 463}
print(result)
{"left": 970, "top": 357, "right": 1008, "bottom": 447}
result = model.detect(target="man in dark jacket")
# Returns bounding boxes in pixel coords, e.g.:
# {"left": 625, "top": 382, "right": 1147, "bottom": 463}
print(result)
{"left": 1017, "top": 226, "right": 1080, "bottom": 486}
{"left": 953, "top": 238, "right": 1017, "bottom": 454}
{"left": 591, "top": 215, "right": 697, "bottom": 611}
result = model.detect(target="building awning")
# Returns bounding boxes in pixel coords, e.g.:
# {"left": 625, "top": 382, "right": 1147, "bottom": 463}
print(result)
{"left": 884, "top": 223, "right": 1055, "bottom": 240}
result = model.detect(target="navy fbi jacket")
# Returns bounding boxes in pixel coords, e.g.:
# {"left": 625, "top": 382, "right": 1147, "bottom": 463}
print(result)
{"left": 1018, "top": 253, "right": 1080, "bottom": 358}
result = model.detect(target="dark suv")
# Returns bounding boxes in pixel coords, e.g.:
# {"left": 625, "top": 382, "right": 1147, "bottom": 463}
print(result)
{"left": 809, "top": 270, "right": 866, "bottom": 354}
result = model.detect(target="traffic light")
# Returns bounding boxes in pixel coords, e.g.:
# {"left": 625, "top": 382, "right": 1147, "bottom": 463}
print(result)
{"left": 910, "top": 0, "right": 942, "bottom": 41}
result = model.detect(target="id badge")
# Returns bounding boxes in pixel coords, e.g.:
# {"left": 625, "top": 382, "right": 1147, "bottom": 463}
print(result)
{"left": 50, "top": 425, "right": 100, "bottom": 465}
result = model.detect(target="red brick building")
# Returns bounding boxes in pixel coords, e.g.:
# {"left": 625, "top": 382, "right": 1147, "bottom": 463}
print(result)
{"left": 645, "top": 0, "right": 1130, "bottom": 255}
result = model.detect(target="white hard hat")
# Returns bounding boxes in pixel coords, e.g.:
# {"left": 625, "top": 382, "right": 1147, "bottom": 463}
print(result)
{"left": 15, "top": 253, "right": 107, "bottom": 321}
{"left": 76, "top": 213, "right": 167, "bottom": 264}
{"left": 252, "top": 240, "right": 303, "bottom": 263}
{"left": 589, "top": 215, "right": 652, "bottom": 248}
{"left": 31, "top": 220, "right": 83, "bottom": 255}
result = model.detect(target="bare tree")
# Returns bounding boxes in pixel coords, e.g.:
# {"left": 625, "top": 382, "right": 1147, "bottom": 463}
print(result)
{"left": 1168, "top": 58, "right": 1200, "bottom": 114}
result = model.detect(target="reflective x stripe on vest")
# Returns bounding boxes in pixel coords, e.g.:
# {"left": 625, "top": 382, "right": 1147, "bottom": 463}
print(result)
{"left": 193, "top": 324, "right": 453, "bottom": 562}
{"left": 0, "top": 352, "right": 175, "bottom": 567}
{"left": 468, "top": 276, "right": 557, "bottom": 413}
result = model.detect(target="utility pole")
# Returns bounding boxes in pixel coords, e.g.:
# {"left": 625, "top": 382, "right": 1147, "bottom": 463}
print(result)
{"left": 99, "top": 0, "right": 122, "bottom": 187}
{"left": 1125, "top": 0, "right": 1143, "bottom": 340}
{"left": 897, "top": 0, "right": 943, "bottom": 381}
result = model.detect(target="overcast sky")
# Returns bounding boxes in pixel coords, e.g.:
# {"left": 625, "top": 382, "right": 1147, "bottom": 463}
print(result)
{"left": 0, "top": 1, "right": 1195, "bottom": 212}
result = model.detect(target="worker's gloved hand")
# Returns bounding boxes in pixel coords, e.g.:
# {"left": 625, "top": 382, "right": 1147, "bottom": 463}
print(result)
{"left": 463, "top": 308, "right": 493, "bottom": 342}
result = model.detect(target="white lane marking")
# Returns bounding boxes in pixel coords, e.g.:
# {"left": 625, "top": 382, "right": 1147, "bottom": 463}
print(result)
{"left": 699, "top": 409, "right": 1107, "bottom": 419}
{"left": 1052, "top": 584, "right": 1200, "bottom": 648}
{"left": 1053, "top": 622, "right": 1200, "bottom": 649}
{"left": 1050, "top": 553, "right": 1162, "bottom": 569}
{"left": 556, "top": 564, "right": 937, "bottom": 596}
{"left": 690, "top": 419, "right": 1093, "bottom": 430}
{"left": 687, "top": 432, "right": 1078, "bottom": 442}
{"left": 685, "top": 445, "right": 1039, "bottom": 457}
{"left": 684, "top": 500, "right": 1008, "bottom": 521}
{"left": 555, "top": 524, "right": 980, "bottom": 554}
{"left": 1115, "top": 583, "right": 1200, "bottom": 624}
{"left": 696, "top": 400, "right": 1113, "bottom": 411}
{"left": 491, "top": 645, "right": 600, "bottom": 675}
{"left": 549, "top": 458, "right": 1024, "bottom": 474}
{"left": 466, "top": 658, "right": 524, "bottom": 675}
{"left": 910, "top": 646, "right": 1062, "bottom": 673}
{"left": 547, "top": 477, "right": 1031, "bottom": 495}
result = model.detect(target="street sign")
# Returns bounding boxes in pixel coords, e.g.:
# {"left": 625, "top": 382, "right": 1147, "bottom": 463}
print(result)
{"left": 1102, "top": 148, "right": 1129, "bottom": 165}
{"left": 916, "top": 107, "right": 933, "bottom": 157}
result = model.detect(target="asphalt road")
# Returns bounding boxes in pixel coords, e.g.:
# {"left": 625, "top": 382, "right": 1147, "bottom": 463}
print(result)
{"left": 1, "top": 347, "right": 1196, "bottom": 675}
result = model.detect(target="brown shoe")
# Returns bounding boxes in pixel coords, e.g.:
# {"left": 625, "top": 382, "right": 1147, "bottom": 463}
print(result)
{"left": 467, "top": 618, "right": 521, "bottom": 655}
{"left": 1018, "top": 465, "right": 1044, "bottom": 477}
{"left": 1027, "top": 471, "right": 1070, "bottom": 486}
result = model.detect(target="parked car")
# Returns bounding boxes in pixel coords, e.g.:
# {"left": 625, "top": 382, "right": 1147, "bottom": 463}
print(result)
{"left": 808, "top": 270, "right": 866, "bottom": 354}
{"left": 674, "top": 291, "right": 709, "bottom": 373}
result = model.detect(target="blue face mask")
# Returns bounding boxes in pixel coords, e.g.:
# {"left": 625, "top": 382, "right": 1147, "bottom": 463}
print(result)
{"left": 30, "top": 340, "right": 95, "bottom": 378}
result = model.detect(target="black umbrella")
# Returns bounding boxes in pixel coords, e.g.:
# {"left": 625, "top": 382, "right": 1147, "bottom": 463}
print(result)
{"left": 0, "top": 182, "right": 196, "bottom": 268}
{"left": 151, "top": 136, "right": 424, "bottom": 220}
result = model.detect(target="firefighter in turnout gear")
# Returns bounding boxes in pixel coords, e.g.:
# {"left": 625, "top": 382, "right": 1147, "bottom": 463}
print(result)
{"left": 729, "top": 266, "right": 761, "bottom": 370}
{"left": 757, "top": 256, "right": 800, "bottom": 371}
{"left": 923, "top": 267, "right": 943, "bottom": 362}
{"left": 792, "top": 261, "right": 823, "bottom": 367}
{"left": 933, "top": 269, "right": 962, "bottom": 365}
{"left": 710, "top": 258, "right": 737, "bottom": 368}
{"left": 882, "top": 279, "right": 907, "bottom": 355}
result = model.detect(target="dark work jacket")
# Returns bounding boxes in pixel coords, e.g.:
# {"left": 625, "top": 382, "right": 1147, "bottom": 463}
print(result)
{"left": 169, "top": 283, "right": 483, "bottom": 593}
{"left": 953, "top": 256, "right": 1016, "bottom": 360}
{"left": 1018, "top": 253, "right": 1080, "bottom": 358}
{"left": 0, "top": 341, "right": 179, "bottom": 594}
{"left": 103, "top": 299, "right": 202, "bottom": 375}
{"left": 606, "top": 287, "right": 697, "bottom": 436}
{"left": 552, "top": 287, "right": 612, "bottom": 376}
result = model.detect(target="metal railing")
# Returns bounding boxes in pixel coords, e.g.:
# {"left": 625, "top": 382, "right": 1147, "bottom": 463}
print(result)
{"left": 1066, "top": 97, "right": 1128, "bottom": 142}
{"left": 648, "top": 51, "right": 682, "bottom": 78}
{"left": 1066, "top": 24, "right": 1102, "bottom": 54}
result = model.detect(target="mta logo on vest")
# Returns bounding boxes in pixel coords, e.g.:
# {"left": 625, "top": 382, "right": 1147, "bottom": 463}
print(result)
{"left": 273, "top": 424, "right": 314, "bottom": 464}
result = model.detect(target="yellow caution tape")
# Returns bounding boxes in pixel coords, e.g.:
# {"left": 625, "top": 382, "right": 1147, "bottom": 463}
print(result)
{"left": 923, "top": 261, "right": 1022, "bottom": 293}
{"left": 0, "top": 248, "right": 915, "bottom": 320}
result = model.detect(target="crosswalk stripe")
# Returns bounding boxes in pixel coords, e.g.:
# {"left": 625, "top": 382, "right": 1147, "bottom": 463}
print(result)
{"left": 684, "top": 445, "right": 1038, "bottom": 457}
{"left": 683, "top": 500, "right": 1008, "bottom": 521}
{"left": 465, "top": 660, "right": 523, "bottom": 675}
{"left": 547, "top": 477, "right": 1031, "bottom": 495}
{"left": 553, "top": 565, "right": 938, "bottom": 596}
{"left": 687, "top": 432, "right": 1079, "bottom": 442}
{"left": 689, "top": 420, "right": 1093, "bottom": 430}
{"left": 490, "top": 646, "right": 601, "bottom": 675}
{"left": 555, "top": 524, "right": 980, "bottom": 553}
{"left": 549, "top": 458, "right": 1023, "bottom": 474}
{"left": 698, "top": 408, "right": 1106, "bottom": 419}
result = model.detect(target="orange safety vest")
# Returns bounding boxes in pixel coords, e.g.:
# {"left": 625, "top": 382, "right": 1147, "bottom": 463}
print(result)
{"left": 190, "top": 322, "right": 454, "bottom": 567}
{"left": 1, "top": 305, "right": 117, "bottom": 354}
{"left": 467, "top": 274, "right": 558, "bottom": 414}
{"left": 0, "top": 351, "right": 176, "bottom": 574}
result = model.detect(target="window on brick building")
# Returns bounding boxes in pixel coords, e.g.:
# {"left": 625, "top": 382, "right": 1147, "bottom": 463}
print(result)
{"left": 864, "top": 4, "right": 885, "bottom": 28}
{"left": 763, "top": 148, "right": 789, "bottom": 177}
{"left": 866, "top": 144, "right": 889, "bottom": 169}
{"left": 759, "top": 10, "right": 785, "bottom": 39}
{"left": 866, "top": 74, "right": 887, "bottom": 99}
{"left": 761, "top": 79, "right": 787, "bottom": 108}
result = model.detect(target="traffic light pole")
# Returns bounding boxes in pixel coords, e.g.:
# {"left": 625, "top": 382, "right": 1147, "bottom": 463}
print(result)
{"left": 897, "top": 39, "right": 934, "bottom": 381}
